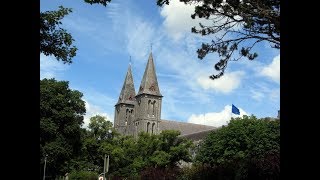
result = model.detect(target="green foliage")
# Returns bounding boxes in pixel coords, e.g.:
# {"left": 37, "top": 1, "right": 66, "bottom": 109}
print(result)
{"left": 88, "top": 115, "right": 114, "bottom": 139}
{"left": 83, "top": 130, "right": 193, "bottom": 178}
{"left": 40, "top": 1, "right": 112, "bottom": 64}
{"left": 68, "top": 170, "right": 98, "bottom": 180}
{"left": 179, "top": 163, "right": 246, "bottom": 180}
{"left": 157, "top": 0, "right": 280, "bottom": 80}
{"left": 40, "top": 6, "right": 77, "bottom": 64}
{"left": 140, "top": 166, "right": 181, "bottom": 180}
{"left": 196, "top": 115, "right": 280, "bottom": 179}
{"left": 84, "top": 0, "right": 112, "bottom": 6}
{"left": 82, "top": 116, "right": 115, "bottom": 173}
{"left": 40, "top": 78, "right": 86, "bottom": 178}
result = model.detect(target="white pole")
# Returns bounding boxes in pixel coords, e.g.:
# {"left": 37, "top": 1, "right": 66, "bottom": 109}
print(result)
{"left": 43, "top": 155, "right": 47, "bottom": 180}
{"left": 103, "top": 154, "right": 106, "bottom": 180}
{"left": 106, "top": 155, "right": 109, "bottom": 173}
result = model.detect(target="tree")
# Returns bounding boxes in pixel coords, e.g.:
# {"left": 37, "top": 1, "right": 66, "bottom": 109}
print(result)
{"left": 90, "top": 130, "right": 193, "bottom": 178}
{"left": 196, "top": 115, "right": 280, "bottom": 179}
{"left": 40, "top": 1, "right": 111, "bottom": 64}
{"left": 157, "top": 0, "right": 280, "bottom": 80}
{"left": 80, "top": 129, "right": 192, "bottom": 177}
{"left": 88, "top": 115, "right": 114, "bottom": 139}
{"left": 84, "top": 0, "right": 112, "bottom": 6}
{"left": 82, "top": 115, "right": 116, "bottom": 172}
{"left": 40, "top": 78, "right": 86, "bottom": 178}
{"left": 40, "top": 6, "right": 77, "bottom": 64}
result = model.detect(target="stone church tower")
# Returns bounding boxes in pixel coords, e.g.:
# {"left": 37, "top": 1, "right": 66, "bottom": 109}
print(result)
{"left": 114, "top": 53, "right": 162, "bottom": 137}
{"left": 114, "top": 64, "right": 136, "bottom": 135}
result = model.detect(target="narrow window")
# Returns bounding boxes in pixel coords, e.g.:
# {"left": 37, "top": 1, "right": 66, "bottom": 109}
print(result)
{"left": 147, "top": 122, "right": 150, "bottom": 133}
{"left": 152, "top": 123, "right": 155, "bottom": 134}
{"left": 153, "top": 101, "right": 156, "bottom": 116}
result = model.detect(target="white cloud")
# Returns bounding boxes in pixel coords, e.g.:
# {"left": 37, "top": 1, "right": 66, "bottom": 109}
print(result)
{"left": 260, "top": 54, "right": 280, "bottom": 83}
{"left": 160, "top": 0, "right": 242, "bottom": 41}
{"left": 40, "top": 53, "right": 68, "bottom": 79}
{"left": 126, "top": 18, "right": 160, "bottom": 62}
{"left": 188, "top": 105, "right": 248, "bottom": 127}
{"left": 160, "top": 0, "right": 207, "bottom": 41}
{"left": 249, "top": 82, "right": 280, "bottom": 102}
{"left": 250, "top": 89, "right": 264, "bottom": 101}
{"left": 83, "top": 100, "right": 113, "bottom": 129}
{"left": 197, "top": 71, "right": 245, "bottom": 93}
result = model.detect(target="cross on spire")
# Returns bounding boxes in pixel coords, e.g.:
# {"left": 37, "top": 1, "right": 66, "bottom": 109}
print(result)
{"left": 150, "top": 43, "right": 153, "bottom": 52}
{"left": 129, "top": 55, "right": 132, "bottom": 65}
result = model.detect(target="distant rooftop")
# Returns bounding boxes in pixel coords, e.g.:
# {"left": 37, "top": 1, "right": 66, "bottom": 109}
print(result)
{"left": 160, "top": 119, "right": 216, "bottom": 136}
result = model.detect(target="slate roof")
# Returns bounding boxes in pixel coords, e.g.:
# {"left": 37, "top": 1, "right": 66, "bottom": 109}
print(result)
{"left": 180, "top": 129, "right": 215, "bottom": 141}
{"left": 160, "top": 119, "right": 216, "bottom": 136}
{"left": 116, "top": 65, "right": 136, "bottom": 105}
{"left": 137, "top": 53, "right": 162, "bottom": 97}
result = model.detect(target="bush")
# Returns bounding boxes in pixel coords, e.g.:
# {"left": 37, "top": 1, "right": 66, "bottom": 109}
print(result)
{"left": 68, "top": 170, "right": 98, "bottom": 180}
{"left": 140, "top": 166, "right": 181, "bottom": 180}
{"left": 178, "top": 164, "right": 234, "bottom": 180}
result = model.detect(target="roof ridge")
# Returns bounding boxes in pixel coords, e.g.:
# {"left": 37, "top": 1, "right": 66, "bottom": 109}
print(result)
{"left": 179, "top": 128, "right": 216, "bottom": 137}
{"left": 161, "top": 119, "right": 216, "bottom": 128}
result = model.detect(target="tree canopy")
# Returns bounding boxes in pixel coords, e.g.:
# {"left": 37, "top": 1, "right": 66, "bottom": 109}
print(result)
{"left": 196, "top": 115, "right": 280, "bottom": 179}
{"left": 40, "top": 78, "right": 86, "bottom": 178}
{"left": 73, "top": 127, "right": 193, "bottom": 178}
{"left": 102, "top": 130, "right": 193, "bottom": 178}
{"left": 40, "top": 1, "right": 111, "bottom": 64}
{"left": 40, "top": 6, "right": 77, "bottom": 64}
{"left": 157, "top": 0, "right": 280, "bottom": 80}
{"left": 84, "top": 0, "right": 112, "bottom": 6}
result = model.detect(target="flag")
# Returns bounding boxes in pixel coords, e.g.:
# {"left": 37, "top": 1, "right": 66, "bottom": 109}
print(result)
{"left": 232, "top": 104, "right": 240, "bottom": 115}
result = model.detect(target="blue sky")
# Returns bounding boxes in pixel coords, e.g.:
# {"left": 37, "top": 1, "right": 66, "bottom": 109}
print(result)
{"left": 40, "top": 0, "right": 280, "bottom": 128}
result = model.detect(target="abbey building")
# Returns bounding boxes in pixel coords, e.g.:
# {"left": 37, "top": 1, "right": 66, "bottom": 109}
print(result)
{"left": 114, "top": 53, "right": 216, "bottom": 140}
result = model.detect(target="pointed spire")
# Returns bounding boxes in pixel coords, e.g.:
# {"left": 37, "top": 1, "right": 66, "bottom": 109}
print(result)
{"left": 116, "top": 64, "right": 136, "bottom": 105}
{"left": 137, "top": 53, "right": 162, "bottom": 96}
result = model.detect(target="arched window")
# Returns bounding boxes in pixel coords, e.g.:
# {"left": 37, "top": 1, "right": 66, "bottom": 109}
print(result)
{"left": 148, "top": 100, "right": 151, "bottom": 116}
{"left": 152, "top": 123, "right": 155, "bottom": 134}
{"left": 126, "top": 109, "right": 129, "bottom": 121}
{"left": 147, "top": 122, "right": 150, "bottom": 133}
{"left": 152, "top": 101, "right": 156, "bottom": 116}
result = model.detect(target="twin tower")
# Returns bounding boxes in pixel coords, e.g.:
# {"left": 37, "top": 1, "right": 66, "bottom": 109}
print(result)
{"left": 114, "top": 53, "right": 163, "bottom": 137}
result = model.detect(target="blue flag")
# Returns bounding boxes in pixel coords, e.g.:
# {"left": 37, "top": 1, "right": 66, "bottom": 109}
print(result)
{"left": 232, "top": 104, "right": 240, "bottom": 115}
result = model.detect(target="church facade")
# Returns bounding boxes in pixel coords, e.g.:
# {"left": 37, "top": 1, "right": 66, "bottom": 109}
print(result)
{"left": 114, "top": 53, "right": 216, "bottom": 139}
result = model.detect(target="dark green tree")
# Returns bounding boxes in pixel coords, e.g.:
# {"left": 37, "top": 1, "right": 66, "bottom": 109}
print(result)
{"left": 40, "top": 6, "right": 77, "bottom": 64}
{"left": 82, "top": 115, "right": 116, "bottom": 172}
{"left": 196, "top": 115, "right": 280, "bottom": 179}
{"left": 84, "top": 0, "right": 112, "bottom": 6}
{"left": 66, "top": 115, "right": 116, "bottom": 178}
{"left": 106, "top": 130, "right": 193, "bottom": 178}
{"left": 40, "top": 78, "right": 86, "bottom": 178}
{"left": 88, "top": 115, "right": 114, "bottom": 139}
{"left": 157, "top": 0, "right": 280, "bottom": 80}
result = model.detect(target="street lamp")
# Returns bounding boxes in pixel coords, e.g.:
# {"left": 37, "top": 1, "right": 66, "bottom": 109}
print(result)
{"left": 43, "top": 154, "right": 48, "bottom": 180}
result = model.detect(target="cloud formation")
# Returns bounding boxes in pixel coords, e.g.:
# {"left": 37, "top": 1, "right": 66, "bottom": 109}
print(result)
{"left": 160, "top": 0, "right": 206, "bottom": 41}
{"left": 188, "top": 105, "right": 248, "bottom": 127}
{"left": 40, "top": 53, "right": 68, "bottom": 79}
{"left": 260, "top": 54, "right": 280, "bottom": 83}
{"left": 197, "top": 71, "right": 245, "bottom": 93}
{"left": 83, "top": 100, "right": 112, "bottom": 129}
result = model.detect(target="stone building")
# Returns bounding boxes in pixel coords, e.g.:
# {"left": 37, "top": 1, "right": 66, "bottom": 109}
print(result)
{"left": 114, "top": 52, "right": 216, "bottom": 139}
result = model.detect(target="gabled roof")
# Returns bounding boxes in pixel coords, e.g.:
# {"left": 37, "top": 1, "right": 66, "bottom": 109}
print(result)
{"left": 137, "top": 53, "right": 162, "bottom": 97}
{"left": 116, "top": 65, "right": 136, "bottom": 105}
{"left": 160, "top": 119, "right": 216, "bottom": 136}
